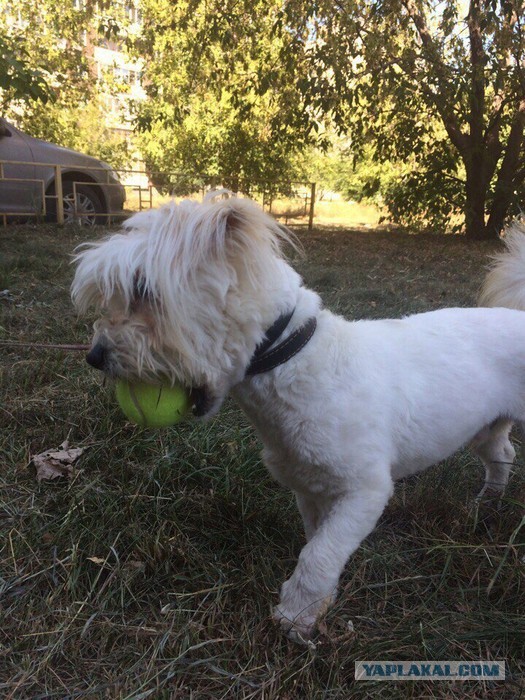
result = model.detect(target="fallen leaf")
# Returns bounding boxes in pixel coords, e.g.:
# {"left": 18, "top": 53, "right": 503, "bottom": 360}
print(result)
{"left": 87, "top": 556, "right": 106, "bottom": 565}
{"left": 32, "top": 440, "right": 85, "bottom": 482}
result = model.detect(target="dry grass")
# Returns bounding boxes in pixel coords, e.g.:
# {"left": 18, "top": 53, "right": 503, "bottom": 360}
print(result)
{"left": 0, "top": 222, "right": 524, "bottom": 699}
{"left": 269, "top": 197, "right": 384, "bottom": 229}
{"left": 310, "top": 199, "right": 383, "bottom": 228}
{"left": 123, "top": 192, "right": 384, "bottom": 231}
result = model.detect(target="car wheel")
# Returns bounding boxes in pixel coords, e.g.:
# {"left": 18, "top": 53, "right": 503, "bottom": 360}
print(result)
{"left": 47, "top": 183, "right": 107, "bottom": 226}
{"left": 63, "top": 183, "right": 106, "bottom": 226}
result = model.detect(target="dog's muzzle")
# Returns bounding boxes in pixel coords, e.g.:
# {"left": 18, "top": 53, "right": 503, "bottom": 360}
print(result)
{"left": 85, "top": 342, "right": 214, "bottom": 418}
{"left": 86, "top": 342, "right": 108, "bottom": 371}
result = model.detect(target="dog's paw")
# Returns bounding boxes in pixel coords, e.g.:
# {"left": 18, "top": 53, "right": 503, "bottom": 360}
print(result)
{"left": 474, "top": 484, "right": 505, "bottom": 513}
{"left": 273, "top": 578, "right": 336, "bottom": 644}
{"left": 476, "top": 483, "right": 506, "bottom": 501}
{"left": 273, "top": 603, "right": 317, "bottom": 644}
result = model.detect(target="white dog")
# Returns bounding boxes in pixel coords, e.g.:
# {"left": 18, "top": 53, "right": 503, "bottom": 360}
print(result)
{"left": 71, "top": 195, "right": 524, "bottom": 642}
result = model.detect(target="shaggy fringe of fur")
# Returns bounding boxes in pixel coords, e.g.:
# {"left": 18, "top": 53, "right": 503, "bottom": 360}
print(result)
{"left": 71, "top": 195, "right": 302, "bottom": 392}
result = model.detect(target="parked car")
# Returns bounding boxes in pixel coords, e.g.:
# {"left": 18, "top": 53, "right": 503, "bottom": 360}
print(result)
{"left": 0, "top": 117, "right": 126, "bottom": 225}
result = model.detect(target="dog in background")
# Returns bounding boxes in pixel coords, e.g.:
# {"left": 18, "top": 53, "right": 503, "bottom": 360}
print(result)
{"left": 72, "top": 194, "right": 524, "bottom": 642}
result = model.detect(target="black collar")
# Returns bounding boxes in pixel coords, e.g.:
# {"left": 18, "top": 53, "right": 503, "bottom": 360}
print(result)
{"left": 246, "top": 310, "right": 317, "bottom": 376}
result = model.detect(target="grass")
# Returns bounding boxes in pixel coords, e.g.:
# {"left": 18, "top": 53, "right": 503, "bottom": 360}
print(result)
{"left": 122, "top": 190, "right": 384, "bottom": 230}
{"left": 0, "top": 221, "right": 524, "bottom": 699}
{"left": 272, "top": 199, "right": 384, "bottom": 229}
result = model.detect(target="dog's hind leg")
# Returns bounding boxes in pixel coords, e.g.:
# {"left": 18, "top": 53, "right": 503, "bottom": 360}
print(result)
{"left": 471, "top": 418, "right": 515, "bottom": 499}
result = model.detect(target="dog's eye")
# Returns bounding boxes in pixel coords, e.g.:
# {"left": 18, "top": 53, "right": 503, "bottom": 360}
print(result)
{"left": 131, "top": 275, "right": 152, "bottom": 304}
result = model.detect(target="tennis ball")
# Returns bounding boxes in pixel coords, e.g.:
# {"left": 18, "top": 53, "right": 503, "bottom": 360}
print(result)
{"left": 115, "top": 379, "right": 191, "bottom": 428}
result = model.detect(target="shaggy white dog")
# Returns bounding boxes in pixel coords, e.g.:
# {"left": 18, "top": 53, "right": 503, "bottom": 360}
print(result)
{"left": 72, "top": 195, "right": 524, "bottom": 642}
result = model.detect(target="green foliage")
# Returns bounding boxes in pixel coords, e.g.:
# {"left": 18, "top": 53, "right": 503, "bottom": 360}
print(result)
{"left": 1, "top": 0, "right": 136, "bottom": 169}
{"left": 384, "top": 169, "right": 464, "bottom": 233}
{"left": 301, "top": 138, "right": 409, "bottom": 205}
{"left": 0, "top": 33, "right": 53, "bottom": 107}
{"left": 132, "top": 0, "right": 314, "bottom": 193}
{"left": 282, "top": 0, "right": 525, "bottom": 236}
{"left": 178, "top": 0, "right": 522, "bottom": 236}
{"left": 0, "top": 0, "right": 94, "bottom": 110}
{"left": 136, "top": 92, "right": 306, "bottom": 195}
{"left": 3, "top": 0, "right": 523, "bottom": 236}
{"left": 381, "top": 134, "right": 466, "bottom": 233}
{"left": 16, "top": 99, "right": 133, "bottom": 170}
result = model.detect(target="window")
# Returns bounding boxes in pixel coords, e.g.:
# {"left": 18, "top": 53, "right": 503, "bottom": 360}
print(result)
{"left": 113, "top": 67, "right": 141, "bottom": 86}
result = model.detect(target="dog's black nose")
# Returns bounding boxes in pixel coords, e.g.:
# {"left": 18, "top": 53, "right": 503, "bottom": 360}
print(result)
{"left": 86, "top": 343, "right": 107, "bottom": 370}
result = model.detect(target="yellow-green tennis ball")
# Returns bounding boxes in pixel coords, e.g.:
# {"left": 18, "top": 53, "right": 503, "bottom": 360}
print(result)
{"left": 115, "top": 380, "right": 191, "bottom": 428}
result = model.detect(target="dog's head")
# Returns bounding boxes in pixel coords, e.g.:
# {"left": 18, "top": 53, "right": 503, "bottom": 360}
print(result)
{"left": 71, "top": 194, "right": 301, "bottom": 416}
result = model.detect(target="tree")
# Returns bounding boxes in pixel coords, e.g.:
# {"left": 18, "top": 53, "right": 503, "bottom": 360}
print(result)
{"left": 135, "top": 85, "right": 308, "bottom": 194}
{"left": 0, "top": 33, "right": 54, "bottom": 108}
{"left": 21, "top": 98, "right": 133, "bottom": 170}
{"left": 1, "top": 0, "right": 134, "bottom": 169}
{"left": 131, "top": 0, "right": 314, "bottom": 193}
{"left": 167, "top": 0, "right": 524, "bottom": 238}
{"left": 283, "top": 0, "right": 525, "bottom": 238}
{"left": 299, "top": 135, "right": 411, "bottom": 205}
{"left": 0, "top": 0, "right": 95, "bottom": 112}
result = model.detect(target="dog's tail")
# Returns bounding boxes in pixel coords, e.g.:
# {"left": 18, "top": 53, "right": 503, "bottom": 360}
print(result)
{"left": 480, "top": 221, "right": 525, "bottom": 310}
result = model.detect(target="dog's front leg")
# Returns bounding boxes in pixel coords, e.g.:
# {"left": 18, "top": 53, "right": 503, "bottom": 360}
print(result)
{"left": 274, "top": 475, "right": 393, "bottom": 642}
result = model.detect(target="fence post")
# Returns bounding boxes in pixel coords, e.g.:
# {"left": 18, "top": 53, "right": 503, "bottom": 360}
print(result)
{"left": 54, "top": 165, "right": 64, "bottom": 225}
{"left": 308, "top": 182, "right": 316, "bottom": 231}
{"left": 0, "top": 163, "right": 3, "bottom": 226}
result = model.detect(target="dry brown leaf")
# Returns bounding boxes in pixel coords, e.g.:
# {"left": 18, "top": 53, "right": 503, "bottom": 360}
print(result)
{"left": 86, "top": 556, "right": 106, "bottom": 565}
{"left": 32, "top": 440, "right": 85, "bottom": 482}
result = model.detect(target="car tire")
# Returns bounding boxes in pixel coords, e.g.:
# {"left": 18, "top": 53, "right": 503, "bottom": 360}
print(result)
{"left": 46, "top": 182, "right": 107, "bottom": 226}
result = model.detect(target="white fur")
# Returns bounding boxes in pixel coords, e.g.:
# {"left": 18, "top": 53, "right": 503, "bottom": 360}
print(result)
{"left": 72, "top": 197, "right": 525, "bottom": 642}
{"left": 72, "top": 195, "right": 301, "bottom": 413}
{"left": 479, "top": 221, "right": 525, "bottom": 309}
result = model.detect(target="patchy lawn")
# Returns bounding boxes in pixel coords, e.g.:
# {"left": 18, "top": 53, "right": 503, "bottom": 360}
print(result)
{"left": 0, "top": 222, "right": 523, "bottom": 699}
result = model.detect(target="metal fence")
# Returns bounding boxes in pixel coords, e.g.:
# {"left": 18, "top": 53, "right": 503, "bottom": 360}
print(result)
{"left": 0, "top": 160, "right": 316, "bottom": 230}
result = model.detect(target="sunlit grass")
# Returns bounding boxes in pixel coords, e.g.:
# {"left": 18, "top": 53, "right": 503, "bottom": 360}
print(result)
{"left": 120, "top": 186, "right": 386, "bottom": 230}
{"left": 0, "top": 221, "right": 523, "bottom": 698}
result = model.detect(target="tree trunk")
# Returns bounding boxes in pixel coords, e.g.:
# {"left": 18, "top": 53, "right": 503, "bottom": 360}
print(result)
{"left": 487, "top": 183, "right": 516, "bottom": 239}
{"left": 464, "top": 161, "right": 493, "bottom": 240}
{"left": 464, "top": 196, "right": 489, "bottom": 239}
{"left": 462, "top": 1, "right": 497, "bottom": 240}
{"left": 486, "top": 99, "right": 525, "bottom": 237}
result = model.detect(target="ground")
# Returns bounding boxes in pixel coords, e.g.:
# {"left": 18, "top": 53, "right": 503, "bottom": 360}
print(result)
{"left": 0, "top": 222, "right": 524, "bottom": 699}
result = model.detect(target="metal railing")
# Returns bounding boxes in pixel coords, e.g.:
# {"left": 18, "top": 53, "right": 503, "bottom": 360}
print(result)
{"left": 0, "top": 160, "right": 317, "bottom": 229}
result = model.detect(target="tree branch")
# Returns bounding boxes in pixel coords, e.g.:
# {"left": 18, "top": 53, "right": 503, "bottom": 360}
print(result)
{"left": 487, "top": 98, "right": 525, "bottom": 234}
{"left": 467, "top": 0, "right": 486, "bottom": 143}
{"left": 401, "top": 0, "right": 468, "bottom": 153}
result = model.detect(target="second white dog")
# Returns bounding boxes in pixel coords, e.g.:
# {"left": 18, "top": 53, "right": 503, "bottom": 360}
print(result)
{"left": 72, "top": 196, "right": 524, "bottom": 641}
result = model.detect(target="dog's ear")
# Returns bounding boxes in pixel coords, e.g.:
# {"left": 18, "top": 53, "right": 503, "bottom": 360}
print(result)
{"left": 205, "top": 196, "right": 293, "bottom": 261}
{"left": 172, "top": 196, "right": 299, "bottom": 290}
{"left": 217, "top": 200, "right": 244, "bottom": 240}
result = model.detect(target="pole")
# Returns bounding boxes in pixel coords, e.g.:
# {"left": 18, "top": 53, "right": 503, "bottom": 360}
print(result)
{"left": 308, "top": 182, "right": 316, "bottom": 231}
{"left": 54, "top": 165, "right": 64, "bottom": 225}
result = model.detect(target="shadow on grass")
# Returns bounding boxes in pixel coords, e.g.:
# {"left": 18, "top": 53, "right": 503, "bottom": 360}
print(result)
{"left": 0, "top": 223, "right": 522, "bottom": 699}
